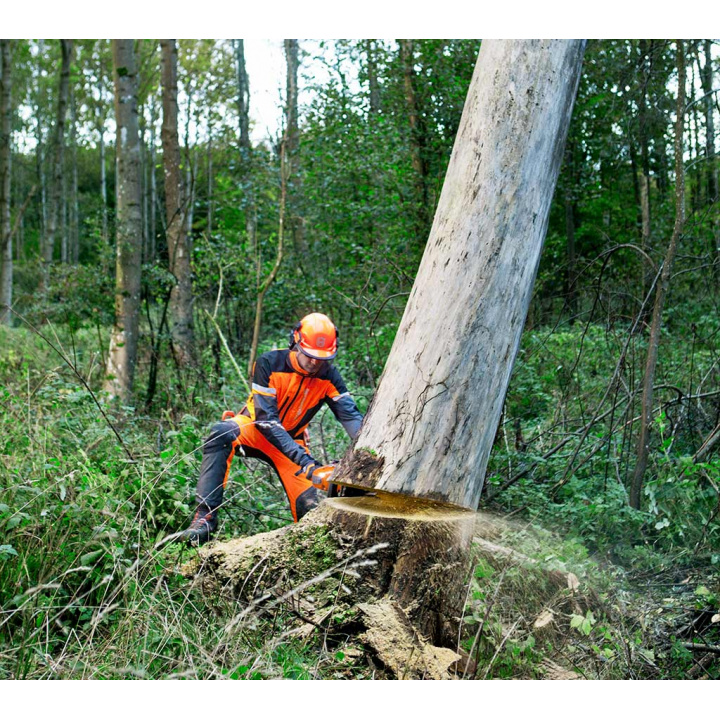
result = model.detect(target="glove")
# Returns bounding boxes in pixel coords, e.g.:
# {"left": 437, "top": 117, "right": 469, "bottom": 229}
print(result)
{"left": 295, "top": 462, "right": 336, "bottom": 492}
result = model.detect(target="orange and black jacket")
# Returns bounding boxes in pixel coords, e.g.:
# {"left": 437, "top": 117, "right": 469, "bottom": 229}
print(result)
{"left": 246, "top": 349, "right": 363, "bottom": 467}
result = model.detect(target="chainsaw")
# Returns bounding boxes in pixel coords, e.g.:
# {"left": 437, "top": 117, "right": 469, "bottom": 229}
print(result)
{"left": 310, "top": 464, "right": 372, "bottom": 498}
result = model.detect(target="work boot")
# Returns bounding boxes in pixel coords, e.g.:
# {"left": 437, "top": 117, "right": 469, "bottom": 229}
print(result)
{"left": 179, "top": 509, "right": 217, "bottom": 546}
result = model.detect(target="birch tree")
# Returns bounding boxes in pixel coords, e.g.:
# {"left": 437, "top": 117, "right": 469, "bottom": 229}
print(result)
{"left": 104, "top": 40, "right": 142, "bottom": 401}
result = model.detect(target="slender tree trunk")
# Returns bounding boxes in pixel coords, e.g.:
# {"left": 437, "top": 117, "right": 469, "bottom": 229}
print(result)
{"left": 0, "top": 40, "right": 13, "bottom": 325}
{"left": 638, "top": 40, "right": 652, "bottom": 256}
{"left": 701, "top": 40, "right": 717, "bottom": 204}
{"left": 337, "top": 40, "right": 586, "bottom": 510}
{"left": 103, "top": 40, "right": 143, "bottom": 402}
{"left": 206, "top": 127, "right": 213, "bottom": 237}
{"left": 98, "top": 113, "right": 108, "bottom": 245}
{"left": 43, "top": 39, "right": 73, "bottom": 286}
{"left": 139, "top": 109, "right": 148, "bottom": 263}
{"left": 688, "top": 49, "right": 702, "bottom": 213}
{"left": 36, "top": 114, "right": 46, "bottom": 244}
{"left": 235, "top": 39, "right": 250, "bottom": 153}
{"left": 366, "top": 40, "right": 381, "bottom": 116}
{"left": 235, "top": 39, "right": 255, "bottom": 253}
{"left": 148, "top": 96, "right": 157, "bottom": 262}
{"left": 69, "top": 87, "right": 79, "bottom": 263}
{"left": 700, "top": 40, "right": 719, "bottom": 281}
{"left": 283, "top": 39, "right": 307, "bottom": 262}
{"left": 61, "top": 164, "right": 68, "bottom": 264}
{"left": 247, "top": 40, "right": 296, "bottom": 375}
{"left": 630, "top": 41, "right": 686, "bottom": 510}
{"left": 160, "top": 39, "right": 195, "bottom": 367}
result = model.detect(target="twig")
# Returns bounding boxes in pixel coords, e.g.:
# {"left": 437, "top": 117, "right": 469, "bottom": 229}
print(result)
{"left": 681, "top": 642, "right": 720, "bottom": 654}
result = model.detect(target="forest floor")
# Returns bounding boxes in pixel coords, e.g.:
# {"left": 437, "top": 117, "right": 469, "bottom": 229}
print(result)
{"left": 1, "top": 324, "right": 718, "bottom": 679}
{"left": 175, "top": 502, "right": 720, "bottom": 680}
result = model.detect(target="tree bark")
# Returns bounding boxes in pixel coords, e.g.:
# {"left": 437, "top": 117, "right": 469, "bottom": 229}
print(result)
{"left": 638, "top": 40, "right": 652, "bottom": 257}
{"left": 103, "top": 40, "right": 143, "bottom": 402}
{"left": 366, "top": 40, "right": 381, "bottom": 116}
{"left": 206, "top": 127, "right": 213, "bottom": 238}
{"left": 160, "top": 38, "right": 195, "bottom": 367}
{"left": 630, "top": 41, "right": 686, "bottom": 510}
{"left": 701, "top": 40, "right": 717, "bottom": 204}
{"left": 148, "top": 96, "right": 157, "bottom": 262}
{"left": 283, "top": 39, "right": 307, "bottom": 263}
{"left": 69, "top": 87, "right": 79, "bottom": 264}
{"left": 43, "top": 39, "right": 73, "bottom": 286}
{"left": 0, "top": 40, "right": 13, "bottom": 325}
{"left": 700, "top": 40, "right": 719, "bottom": 281}
{"left": 336, "top": 40, "right": 586, "bottom": 511}
{"left": 234, "top": 39, "right": 255, "bottom": 260}
{"left": 235, "top": 39, "right": 250, "bottom": 153}
{"left": 98, "top": 112, "right": 108, "bottom": 245}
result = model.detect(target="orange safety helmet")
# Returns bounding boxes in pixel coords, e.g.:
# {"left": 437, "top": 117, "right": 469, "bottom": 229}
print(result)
{"left": 290, "top": 313, "right": 339, "bottom": 360}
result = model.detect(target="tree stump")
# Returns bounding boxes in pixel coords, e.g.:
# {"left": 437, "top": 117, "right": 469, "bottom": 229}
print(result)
{"left": 182, "top": 496, "right": 476, "bottom": 679}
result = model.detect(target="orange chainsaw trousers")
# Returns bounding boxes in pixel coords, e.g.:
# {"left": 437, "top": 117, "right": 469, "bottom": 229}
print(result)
{"left": 193, "top": 415, "right": 318, "bottom": 524}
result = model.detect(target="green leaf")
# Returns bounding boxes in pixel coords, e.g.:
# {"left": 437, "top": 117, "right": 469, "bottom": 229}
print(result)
{"left": 0, "top": 544, "right": 18, "bottom": 560}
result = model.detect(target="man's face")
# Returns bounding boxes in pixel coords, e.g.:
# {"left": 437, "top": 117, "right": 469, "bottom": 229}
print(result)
{"left": 296, "top": 351, "right": 327, "bottom": 375}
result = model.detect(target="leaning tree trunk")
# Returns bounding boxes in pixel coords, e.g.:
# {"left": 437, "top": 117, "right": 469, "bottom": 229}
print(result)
{"left": 161, "top": 38, "right": 195, "bottom": 367}
{"left": 337, "top": 40, "right": 586, "bottom": 510}
{"left": 0, "top": 40, "right": 13, "bottom": 326}
{"left": 103, "top": 40, "right": 143, "bottom": 402}
{"left": 190, "top": 41, "right": 586, "bottom": 669}
{"left": 42, "top": 39, "right": 73, "bottom": 288}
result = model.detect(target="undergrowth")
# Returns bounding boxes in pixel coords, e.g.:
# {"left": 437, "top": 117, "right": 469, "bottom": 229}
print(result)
{"left": 1, "top": 320, "right": 719, "bottom": 679}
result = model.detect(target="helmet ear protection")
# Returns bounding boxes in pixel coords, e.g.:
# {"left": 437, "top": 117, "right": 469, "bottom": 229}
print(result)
{"left": 288, "top": 320, "right": 302, "bottom": 349}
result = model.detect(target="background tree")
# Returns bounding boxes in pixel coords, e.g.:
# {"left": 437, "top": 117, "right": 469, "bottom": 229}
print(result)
{"left": 630, "top": 41, "right": 687, "bottom": 509}
{"left": 161, "top": 38, "right": 195, "bottom": 367}
{"left": 0, "top": 40, "right": 13, "bottom": 325}
{"left": 41, "top": 39, "right": 73, "bottom": 286}
{"left": 104, "top": 39, "right": 142, "bottom": 401}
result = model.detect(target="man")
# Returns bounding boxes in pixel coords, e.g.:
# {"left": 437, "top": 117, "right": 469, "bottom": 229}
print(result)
{"left": 180, "top": 312, "right": 364, "bottom": 545}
